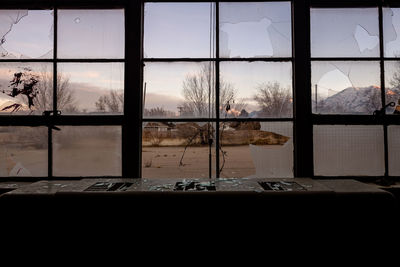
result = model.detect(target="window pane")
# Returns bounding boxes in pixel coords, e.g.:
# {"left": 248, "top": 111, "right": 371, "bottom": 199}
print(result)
{"left": 313, "top": 125, "right": 384, "bottom": 176}
{"left": 53, "top": 126, "right": 121, "bottom": 177}
{"left": 57, "top": 63, "right": 124, "bottom": 114}
{"left": 144, "top": 62, "right": 215, "bottom": 118}
{"left": 142, "top": 121, "right": 216, "bottom": 178}
{"left": 311, "top": 8, "right": 379, "bottom": 57}
{"left": 388, "top": 126, "right": 400, "bottom": 176}
{"left": 311, "top": 61, "right": 381, "bottom": 114}
{"left": 144, "top": 3, "right": 214, "bottom": 58}
{"left": 219, "top": 121, "right": 293, "bottom": 178}
{"left": 0, "top": 127, "right": 47, "bottom": 177}
{"left": 0, "top": 10, "right": 53, "bottom": 59}
{"left": 0, "top": 62, "right": 53, "bottom": 115}
{"left": 220, "top": 61, "right": 292, "bottom": 118}
{"left": 220, "top": 2, "right": 291, "bottom": 58}
{"left": 384, "top": 61, "right": 400, "bottom": 114}
{"left": 383, "top": 8, "right": 400, "bottom": 57}
{"left": 58, "top": 9, "right": 124, "bottom": 59}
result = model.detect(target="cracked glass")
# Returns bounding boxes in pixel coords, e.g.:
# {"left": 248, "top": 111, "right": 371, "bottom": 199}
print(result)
{"left": 311, "top": 61, "right": 381, "bottom": 114}
{"left": 311, "top": 8, "right": 380, "bottom": 57}
{"left": 383, "top": 8, "right": 400, "bottom": 57}
{"left": 219, "top": 2, "right": 291, "bottom": 58}
{"left": 0, "top": 62, "right": 53, "bottom": 115}
{"left": 0, "top": 10, "right": 53, "bottom": 59}
{"left": 219, "top": 121, "right": 293, "bottom": 178}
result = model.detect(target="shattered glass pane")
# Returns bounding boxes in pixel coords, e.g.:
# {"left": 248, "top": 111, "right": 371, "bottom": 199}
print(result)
{"left": 220, "top": 61, "right": 292, "bottom": 118}
{"left": 219, "top": 121, "right": 293, "bottom": 178}
{"left": 144, "top": 3, "right": 215, "bottom": 58}
{"left": 219, "top": 2, "right": 291, "bottom": 58}
{"left": 57, "top": 63, "right": 124, "bottom": 114}
{"left": 142, "top": 121, "right": 216, "bottom": 178}
{"left": 0, "top": 10, "right": 53, "bottom": 59}
{"left": 53, "top": 126, "right": 121, "bottom": 177}
{"left": 58, "top": 9, "right": 124, "bottom": 59}
{"left": 0, "top": 63, "right": 53, "bottom": 115}
{"left": 384, "top": 61, "right": 400, "bottom": 114}
{"left": 143, "top": 62, "right": 215, "bottom": 118}
{"left": 311, "top": 8, "right": 379, "bottom": 57}
{"left": 388, "top": 126, "right": 400, "bottom": 176}
{"left": 383, "top": 8, "right": 400, "bottom": 57}
{"left": 311, "top": 61, "right": 381, "bottom": 114}
{"left": 313, "top": 125, "right": 385, "bottom": 176}
{"left": 0, "top": 126, "right": 47, "bottom": 177}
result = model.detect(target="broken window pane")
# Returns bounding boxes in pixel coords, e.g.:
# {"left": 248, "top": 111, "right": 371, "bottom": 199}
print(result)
{"left": 220, "top": 61, "right": 292, "bottom": 118}
{"left": 219, "top": 121, "right": 293, "bottom": 178}
{"left": 53, "top": 126, "right": 121, "bottom": 177}
{"left": 0, "top": 10, "right": 53, "bottom": 59}
{"left": 388, "top": 125, "right": 400, "bottom": 176}
{"left": 57, "top": 63, "right": 124, "bottom": 114}
{"left": 0, "top": 63, "right": 53, "bottom": 115}
{"left": 311, "top": 61, "right": 381, "bottom": 114}
{"left": 220, "top": 2, "right": 292, "bottom": 58}
{"left": 313, "top": 125, "right": 385, "bottom": 176}
{"left": 383, "top": 8, "right": 400, "bottom": 57}
{"left": 311, "top": 8, "right": 380, "bottom": 57}
{"left": 0, "top": 126, "right": 47, "bottom": 177}
{"left": 144, "top": 3, "right": 215, "bottom": 58}
{"left": 143, "top": 62, "right": 215, "bottom": 118}
{"left": 384, "top": 61, "right": 400, "bottom": 114}
{"left": 142, "top": 121, "right": 216, "bottom": 178}
{"left": 58, "top": 9, "right": 124, "bottom": 59}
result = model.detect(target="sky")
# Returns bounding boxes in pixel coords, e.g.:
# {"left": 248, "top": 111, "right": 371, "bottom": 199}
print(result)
{"left": 1, "top": 4, "right": 400, "bottom": 115}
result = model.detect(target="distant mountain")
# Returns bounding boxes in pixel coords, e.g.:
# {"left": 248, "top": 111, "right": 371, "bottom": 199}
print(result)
{"left": 315, "top": 85, "right": 397, "bottom": 114}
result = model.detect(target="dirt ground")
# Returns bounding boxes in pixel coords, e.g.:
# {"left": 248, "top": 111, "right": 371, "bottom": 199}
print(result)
{"left": 142, "top": 145, "right": 256, "bottom": 178}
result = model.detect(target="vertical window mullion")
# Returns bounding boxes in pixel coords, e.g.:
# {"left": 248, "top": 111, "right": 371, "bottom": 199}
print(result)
{"left": 379, "top": 4, "right": 390, "bottom": 179}
{"left": 215, "top": 1, "right": 220, "bottom": 178}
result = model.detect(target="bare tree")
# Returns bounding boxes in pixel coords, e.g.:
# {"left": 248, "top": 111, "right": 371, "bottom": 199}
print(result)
{"left": 95, "top": 90, "right": 124, "bottom": 113}
{"left": 181, "top": 63, "right": 245, "bottom": 117}
{"left": 144, "top": 107, "right": 175, "bottom": 117}
{"left": 254, "top": 81, "right": 292, "bottom": 117}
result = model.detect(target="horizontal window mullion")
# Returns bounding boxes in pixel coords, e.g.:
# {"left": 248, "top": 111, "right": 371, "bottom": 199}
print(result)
{"left": 311, "top": 57, "right": 381, "bottom": 61}
{"left": 143, "top": 58, "right": 293, "bottom": 62}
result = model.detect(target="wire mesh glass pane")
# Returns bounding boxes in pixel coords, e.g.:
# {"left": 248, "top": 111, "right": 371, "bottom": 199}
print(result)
{"left": 313, "top": 125, "right": 384, "bottom": 176}
{"left": 388, "top": 126, "right": 400, "bottom": 176}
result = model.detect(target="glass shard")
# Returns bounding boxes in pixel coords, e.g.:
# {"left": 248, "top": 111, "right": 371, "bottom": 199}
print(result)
{"left": 219, "top": 2, "right": 291, "bottom": 58}
{"left": 311, "top": 8, "right": 379, "bottom": 57}
{"left": 219, "top": 121, "right": 293, "bottom": 178}
{"left": 383, "top": 8, "right": 400, "bottom": 57}
{"left": 311, "top": 61, "right": 381, "bottom": 114}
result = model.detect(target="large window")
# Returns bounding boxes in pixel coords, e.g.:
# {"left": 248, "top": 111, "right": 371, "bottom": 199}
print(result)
{"left": 311, "top": 3, "right": 400, "bottom": 179}
{"left": 142, "top": 2, "right": 294, "bottom": 179}
{"left": 0, "top": 6, "right": 125, "bottom": 178}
